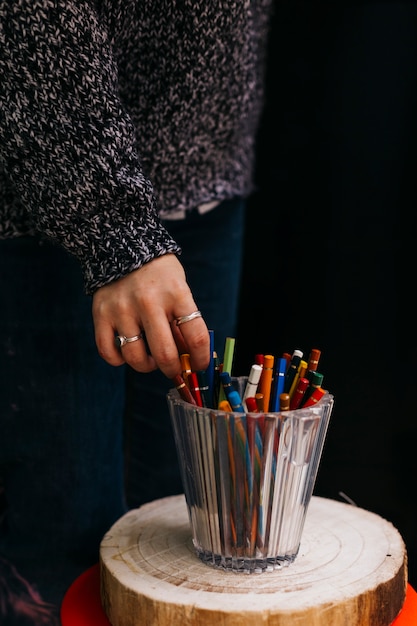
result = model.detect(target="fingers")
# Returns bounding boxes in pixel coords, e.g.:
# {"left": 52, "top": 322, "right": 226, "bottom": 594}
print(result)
{"left": 93, "top": 313, "right": 156, "bottom": 371}
{"left": 92, "top": 288, "right": 156, "bottom": 371}
{"left": 116, "top": 334, "right": 158, "bottom": 372}
{"left": 91, "top": 256, "right": 211, "bottom": 379}
{"left": 111, "top": 317, "right": 209, "bottom": 379}
{"left": 95, "top": 306, "right": 210, "bottom": 379}
{"left": 131, "top": 307, "right": 209, "bottom": 379}
{"left": 171, "top": 313, "right": 210, "bottom": 372}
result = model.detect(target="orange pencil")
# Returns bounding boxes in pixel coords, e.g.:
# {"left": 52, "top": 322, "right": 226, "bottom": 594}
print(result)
{"left": 258, "top": 354, "right": 274, "bottom": 412}
{"left": 180, "top": 353, "right": 192, "bottom": 388}
{"left": 218, "top": 399, "right": 233, "bottom": 412}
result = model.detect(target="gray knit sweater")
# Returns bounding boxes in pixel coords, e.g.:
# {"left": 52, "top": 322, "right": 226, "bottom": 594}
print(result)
{"left": 0, "top": 1, "right": 273, "bottom": 294}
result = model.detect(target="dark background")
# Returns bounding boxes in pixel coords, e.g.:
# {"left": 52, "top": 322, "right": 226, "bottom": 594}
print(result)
{"left": 235, "top": 1, "right": 417, "bottom": 587}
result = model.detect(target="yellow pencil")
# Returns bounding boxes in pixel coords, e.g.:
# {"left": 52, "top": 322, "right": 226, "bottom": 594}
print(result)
{"left": 288, "top": 359, "right": 308, "bottom": 399}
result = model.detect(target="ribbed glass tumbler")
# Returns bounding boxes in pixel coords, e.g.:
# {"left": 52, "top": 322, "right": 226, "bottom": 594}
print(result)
{"left": 167, "top": 377, "right": 334, "bottom": 574}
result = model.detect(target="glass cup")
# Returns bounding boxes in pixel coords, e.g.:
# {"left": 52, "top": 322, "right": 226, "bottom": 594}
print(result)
{"left": 167, "top": 376, "right": 334, "bottom": 574}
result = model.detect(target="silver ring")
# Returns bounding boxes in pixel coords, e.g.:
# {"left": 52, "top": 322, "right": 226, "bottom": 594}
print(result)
{"left": 175, "top": 310, "right": 202, "bottom": 326}
{"left": 115, "top": 333, "right": 143, "bottom": 348}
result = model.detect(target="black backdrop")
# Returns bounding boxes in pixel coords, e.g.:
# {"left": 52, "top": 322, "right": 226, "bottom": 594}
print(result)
{"left": 235, "top": 1, "right": 417, "bottom": 587}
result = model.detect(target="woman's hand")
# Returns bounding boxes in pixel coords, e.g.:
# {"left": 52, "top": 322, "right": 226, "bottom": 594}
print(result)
{"left": 92, "top": 254, "right": 210, "bottom": 379}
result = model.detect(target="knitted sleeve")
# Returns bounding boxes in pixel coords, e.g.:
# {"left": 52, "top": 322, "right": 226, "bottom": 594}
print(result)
{"left": 0, "top": 1, "right": 181, "bottom": 294}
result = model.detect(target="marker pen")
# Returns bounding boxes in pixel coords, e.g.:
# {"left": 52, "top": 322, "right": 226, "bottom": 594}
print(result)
{"left": 243, "top": 363, "right": 263, "bottom": 408}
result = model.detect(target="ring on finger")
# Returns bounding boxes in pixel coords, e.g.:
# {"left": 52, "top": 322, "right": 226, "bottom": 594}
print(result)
{"left": 115, "top": 332, "right": 144, "bottom": 348}
{"left": 175, "top": 310, "right": 202, "bottom": 326}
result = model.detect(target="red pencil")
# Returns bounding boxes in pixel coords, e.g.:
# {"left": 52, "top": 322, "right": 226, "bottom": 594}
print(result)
{"left": 290, "top": 377, "right": 309, "bottom": 410}
{"left": 307, "top": 348, "right": 321, "bottom": 372}
{"left": 188, "top": 371, "right": 203, "bottom": 407}
{"left": 245, "top": 396, "right": 259, "bottom": 413}
{"left": 302, "top": 386, "right": 326, "bottom": 407}
{"left": 172, "top": 374, "right": 197, "bottom": 405}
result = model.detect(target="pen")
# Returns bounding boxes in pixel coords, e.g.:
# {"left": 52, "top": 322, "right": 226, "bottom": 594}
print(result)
{"left": 243, "top": 363, "right": 263, "bottom": 408}
{"left": 172, "top": 374, "right": 197, "bottom": 405}
{"left": 219, "top": 371, "right": 245, "bottom": 412}
{"left": 227, "top": 389, "right": 245, "bottom": 413}
{"left": 219, "top": 370, "right": 234, "bottom": 401}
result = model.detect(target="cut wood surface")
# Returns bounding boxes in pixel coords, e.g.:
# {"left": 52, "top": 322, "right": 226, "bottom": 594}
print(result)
{"left": 100, "top": 495, "right": 407, "bottom": 626}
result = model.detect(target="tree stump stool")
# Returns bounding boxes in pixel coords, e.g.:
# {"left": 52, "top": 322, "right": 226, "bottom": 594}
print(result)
{"left": 100, "top": 495, "right": 407, "bottom": 626}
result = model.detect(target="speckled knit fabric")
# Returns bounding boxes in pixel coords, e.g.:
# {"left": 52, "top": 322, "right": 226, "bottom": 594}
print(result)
{"left": 0, "top": 1, "right": 273, "bottom": 294}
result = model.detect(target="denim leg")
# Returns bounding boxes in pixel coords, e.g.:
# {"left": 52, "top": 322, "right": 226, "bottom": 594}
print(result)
{"left": 124, "top": 197, "right": 246, "bottom": 507}
{"left": 0, "top": 237, "right": 127, "bottom": 605}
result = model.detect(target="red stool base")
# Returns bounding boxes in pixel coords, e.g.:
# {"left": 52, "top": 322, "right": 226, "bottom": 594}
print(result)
{"left": 61, "top": 563, "right": 417, "bottom": 626}
{"left": 61, "top": 564, "right": 110, "bottom": 626}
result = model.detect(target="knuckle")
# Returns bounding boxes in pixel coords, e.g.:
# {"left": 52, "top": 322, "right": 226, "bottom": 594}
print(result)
{"left": 187, "top": 328, "right": 210, "bottom": 351}
{"left": 125, "top": 355, "right": 155, "bottom": 374}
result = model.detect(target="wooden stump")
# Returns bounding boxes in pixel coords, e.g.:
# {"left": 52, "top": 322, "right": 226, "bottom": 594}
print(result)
{"left": 100, "top": 495, "right": 407, "bottom": 626}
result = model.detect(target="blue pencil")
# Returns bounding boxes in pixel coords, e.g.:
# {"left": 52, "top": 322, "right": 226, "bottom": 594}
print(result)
{"left": 206, "top": 329, "right": 215, "bottom": 406}
{"left": 271, "top": 357, "right": 287, "bottom": 412}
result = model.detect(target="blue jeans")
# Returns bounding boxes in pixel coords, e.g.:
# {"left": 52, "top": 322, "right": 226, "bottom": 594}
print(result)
{"left": 124, "top": 197, "right": 246, "bottom": 507}
{"left": 0, "top": 196, "right": 246, "bottom": 603}
{"left": 0, "top": 237, "right": 127, "bottom": 605}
